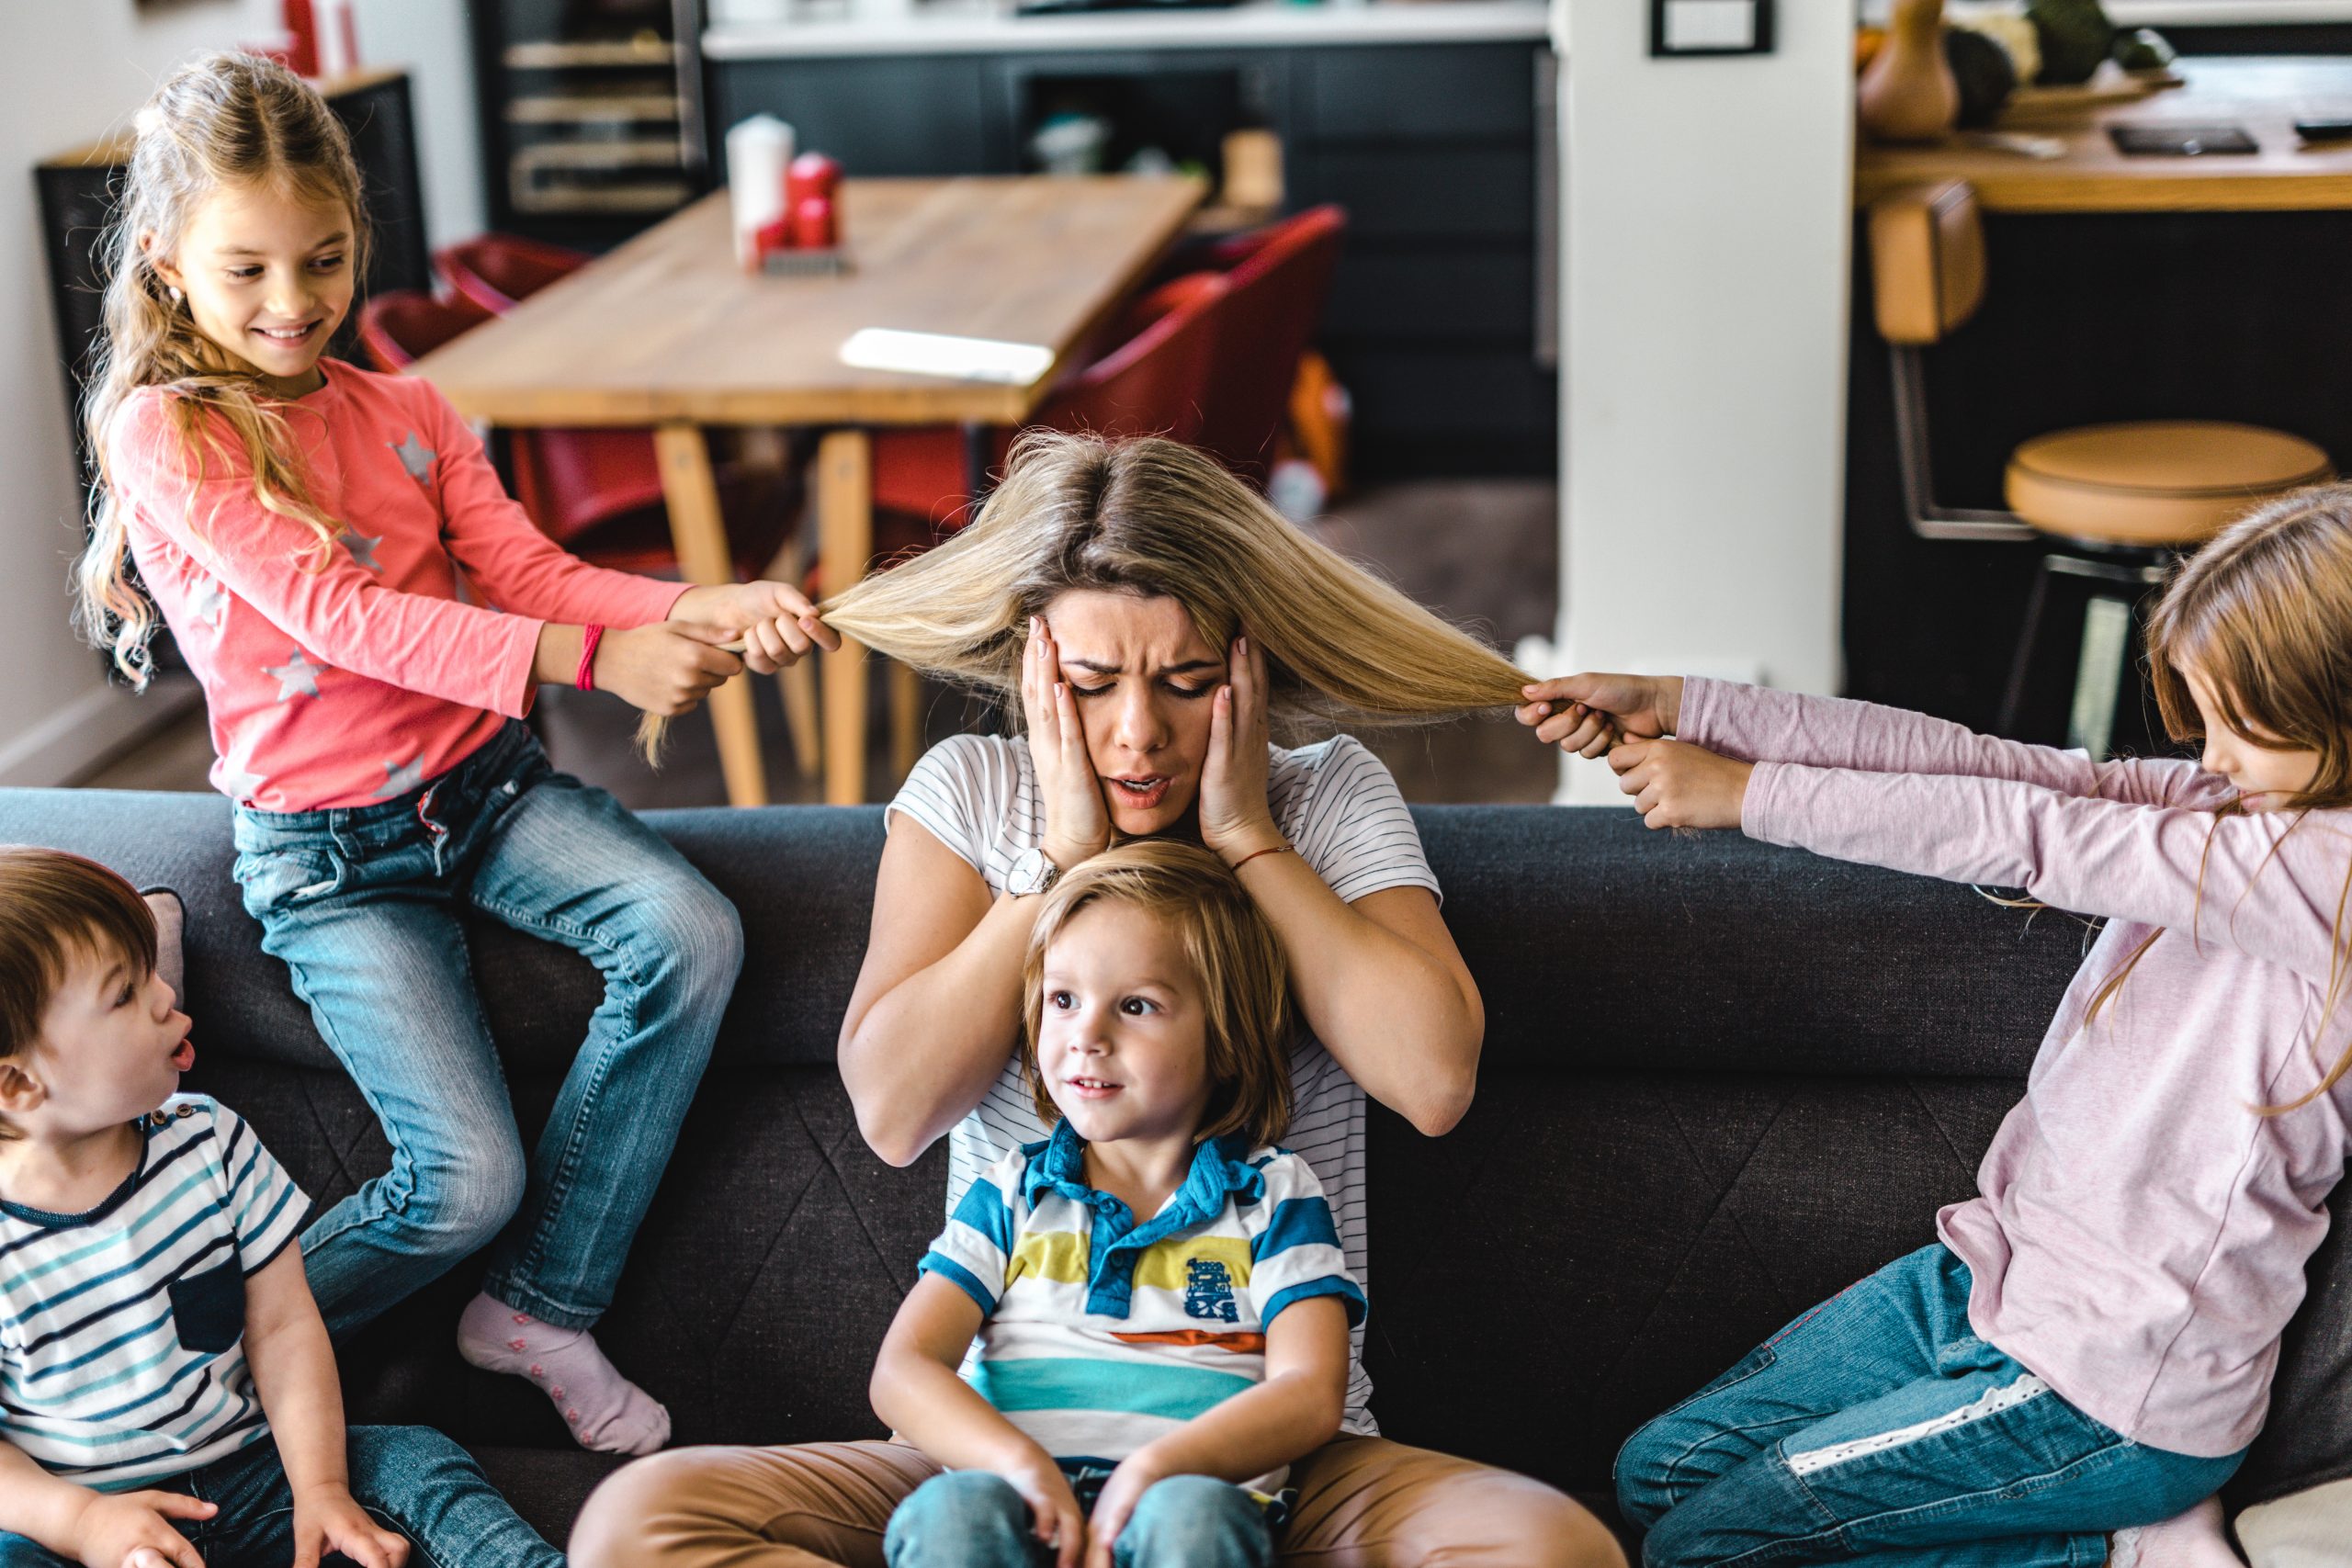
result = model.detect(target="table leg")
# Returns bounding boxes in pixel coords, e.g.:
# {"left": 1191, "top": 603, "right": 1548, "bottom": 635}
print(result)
{"left": 765, "top": 534, "right": 822, "bottom": 780}
{"left": 819, "top": 429, "right": 873, "bottom": 806}
{"left": 654, "top": 423, "right": 768, "bottom": 808}
{"left": 890, "top": 660, "right": 922, "bottom": 782}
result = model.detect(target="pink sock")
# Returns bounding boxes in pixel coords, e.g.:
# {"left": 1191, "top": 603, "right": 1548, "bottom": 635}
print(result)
{"left": 455, "top": 1292, "right": 671, "bottom": 1457}
{"left": 2110, "top": 1498, "right": 2242, "bottom": 1568}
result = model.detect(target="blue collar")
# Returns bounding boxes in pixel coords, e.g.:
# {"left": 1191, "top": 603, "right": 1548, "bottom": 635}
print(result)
{"left": 1018, "top": 1121, "right": 1266, "bottom": 1317}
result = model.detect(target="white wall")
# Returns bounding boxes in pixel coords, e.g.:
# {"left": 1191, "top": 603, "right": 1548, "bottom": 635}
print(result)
{"left": 1555, "top": 0, "right": 1853, "bottom": 800}
{"left": 0, "top": 0, "right": 483, "bottom": 786}
{"left": 353, "top": 0, "right": 486, "bottom": 251}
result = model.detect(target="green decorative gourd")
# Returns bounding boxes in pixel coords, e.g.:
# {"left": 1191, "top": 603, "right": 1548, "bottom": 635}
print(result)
{"left": 2028, "top": 0, "right": 2117, "bottom": 86}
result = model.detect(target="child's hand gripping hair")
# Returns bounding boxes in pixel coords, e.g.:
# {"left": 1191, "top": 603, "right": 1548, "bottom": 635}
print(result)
{"left": 1517, "top": 670, "right": 1748, "bottom": 829}
{"left": 1515, "top": 672, "right": 1687, "bottom": 756}
{"left": 1605, "top": 737, "right": 1752, "bottom": 830}
{"left": 622, "top": 581, "right": 840, "bottom": 761}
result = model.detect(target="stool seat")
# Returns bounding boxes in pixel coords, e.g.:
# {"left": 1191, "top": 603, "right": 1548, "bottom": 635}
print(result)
{"left": 2006, "top": 421, "right": 2330, "bottom": 547}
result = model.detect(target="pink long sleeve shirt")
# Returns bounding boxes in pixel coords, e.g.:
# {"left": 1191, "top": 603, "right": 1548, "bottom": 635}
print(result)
{"left": 1683, "top": 677, "right": 2352, "bottom": 1458}
{"left": 110, "top": 360, "right": 684, "bottom": 813}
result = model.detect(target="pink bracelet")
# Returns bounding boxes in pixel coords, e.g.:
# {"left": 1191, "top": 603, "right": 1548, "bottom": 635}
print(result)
{"left": 576, "top": 625, "right": 605, "bottom": 692}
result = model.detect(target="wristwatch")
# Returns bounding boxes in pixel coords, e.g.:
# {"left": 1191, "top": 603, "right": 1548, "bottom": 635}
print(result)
{"left": 1007, "top": 846, "right": 1060, "bottom": 897}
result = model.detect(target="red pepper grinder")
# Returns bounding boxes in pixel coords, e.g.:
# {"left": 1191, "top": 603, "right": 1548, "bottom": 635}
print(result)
{"left": 786, "top": 152, "right": 843, "bottom": 248}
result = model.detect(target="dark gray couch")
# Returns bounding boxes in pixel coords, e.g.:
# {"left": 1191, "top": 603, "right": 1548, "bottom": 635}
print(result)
{"left": 3, "top": 789, "right": 2344, "bottom": 1549}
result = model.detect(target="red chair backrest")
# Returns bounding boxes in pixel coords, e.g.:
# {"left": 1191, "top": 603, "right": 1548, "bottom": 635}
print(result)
{"left": 435, "top": 233, "right": 589, "bottom": 316}
{"left": 1034, "top": 270, "right": 1231, "bottom": 446}
{"left": 356, "top": 289, "right": 491, "bottom": 372}
{"left": 1191, "top": 206, "right": 1345, "bottom": 486}
{"left": 507, "top": 427, "right": 670, "bottom": 544}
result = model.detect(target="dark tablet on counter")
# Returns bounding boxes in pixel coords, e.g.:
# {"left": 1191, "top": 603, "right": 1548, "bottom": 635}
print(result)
{"left": 2109, "top": 124, "right": 2260, "bottom": 156}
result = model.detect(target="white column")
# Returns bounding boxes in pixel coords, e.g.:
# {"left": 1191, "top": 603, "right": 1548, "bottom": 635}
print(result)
{"left": 1555, "top": 0, "right": 1853, "bottom": 800}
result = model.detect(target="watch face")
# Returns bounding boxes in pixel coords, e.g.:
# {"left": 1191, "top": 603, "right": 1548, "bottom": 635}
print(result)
{"left": 1011, "top": 847, "right": 1052, "bottom": 896}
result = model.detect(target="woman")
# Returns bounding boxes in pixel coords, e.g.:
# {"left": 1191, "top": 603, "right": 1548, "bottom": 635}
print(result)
{"left": 571, "top": 434, "right": 1625, "bottom": 1568}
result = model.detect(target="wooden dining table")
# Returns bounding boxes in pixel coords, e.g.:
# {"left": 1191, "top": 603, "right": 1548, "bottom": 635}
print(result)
{"left": 1855, "top": 57, "right": 2352, "bottom": 212}
{"left": 413, "top": 173, "right": 1207, "bottom": 806}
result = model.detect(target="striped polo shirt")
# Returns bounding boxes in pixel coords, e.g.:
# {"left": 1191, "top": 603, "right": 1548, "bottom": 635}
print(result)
{"left": 0, "top": 1097, "right": 307, "bottom": 1489}
{"left": 921, "top": 1122, "right": 1363, "bottom": 1488}
{"left": 889, "top": 730, "right": 1438, "bottom": 1433}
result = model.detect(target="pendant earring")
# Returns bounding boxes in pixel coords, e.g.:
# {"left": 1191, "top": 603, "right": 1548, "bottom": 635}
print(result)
{"left": 166, "top": 285, "right": 182, "bottom": 302}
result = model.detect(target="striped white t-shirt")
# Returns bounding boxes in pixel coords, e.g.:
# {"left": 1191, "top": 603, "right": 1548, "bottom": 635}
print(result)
{"left": 887, "top": 730, "right": 1440, "bottom": 1432}
{"left": 921, "top": 1123, "right": 1363, "bottom": 1489}
{"left": 0, "top": 1096, "right": 307, "bottom": 1490}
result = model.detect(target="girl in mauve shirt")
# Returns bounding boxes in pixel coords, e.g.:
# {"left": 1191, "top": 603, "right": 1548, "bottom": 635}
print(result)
{"left": 74, "top": 51, "right": 838, "bottom": 1458}
{"left": 1521, "top": 485, "right": 2352, "bottom": 1568}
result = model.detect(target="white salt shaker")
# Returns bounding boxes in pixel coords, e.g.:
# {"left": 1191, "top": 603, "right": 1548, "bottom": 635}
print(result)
{"left": 726, "top": 114, "right": 796, "bottom": 267}
{"left": 315, "top": 0, "right": 359, "bottom": 78}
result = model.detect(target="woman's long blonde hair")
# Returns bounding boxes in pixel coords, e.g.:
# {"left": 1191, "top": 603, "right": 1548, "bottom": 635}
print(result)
{"left": 2092, "top": 482, "right": 2352, "bottom": 1111}
{"left": 821, "top": 431, "right": 1532, "bottom": 734}
{"left": 74, "top": 51, "right": 369, "bottom": 686}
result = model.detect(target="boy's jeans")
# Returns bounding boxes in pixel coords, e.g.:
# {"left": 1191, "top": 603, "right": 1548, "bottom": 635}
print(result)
{"left": 232, "top": 722, "right": 741, "bottom": 1337}
{"left": 886, "top": 1471, "right": 1274, "bottom": 1568}
{"left": 1617, "top": 1244, "right": 2245, "bottom": 1568}
{"left": 0, "top": 1429, "right": 561, "bottom": 1568}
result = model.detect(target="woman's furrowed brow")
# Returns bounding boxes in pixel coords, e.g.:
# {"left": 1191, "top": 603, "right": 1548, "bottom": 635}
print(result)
{"left": 1061, "top": 657, "right": 1223, "bottom": 675}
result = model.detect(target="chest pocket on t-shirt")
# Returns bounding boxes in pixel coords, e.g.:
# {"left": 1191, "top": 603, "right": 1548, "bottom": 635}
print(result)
{"left": 167, "top": 1256, "right": 244, "bottom": 1354}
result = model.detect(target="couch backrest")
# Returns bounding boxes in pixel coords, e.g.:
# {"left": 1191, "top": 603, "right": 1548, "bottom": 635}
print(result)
{"left": 1, "top": 789, "right": 2340, "bottom": 1503}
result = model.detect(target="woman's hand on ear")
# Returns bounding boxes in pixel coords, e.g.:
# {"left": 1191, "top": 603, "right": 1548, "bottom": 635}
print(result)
{"left": 1607, "top": 737, "right": 1751, "bottom": 830}
{"left": 1201, "top": 635, "right": 1283, "bottom": 864}
{"left": 1517, "top": 673, "right": 1683, "bottom": 756}
{"left": 1025, "top": 617, "right": 1114, "bottom": 873}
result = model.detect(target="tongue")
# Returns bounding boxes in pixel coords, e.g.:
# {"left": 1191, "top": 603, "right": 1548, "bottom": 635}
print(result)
{"left": 170, "top": 1040, "right": 196, "bottom": 1073}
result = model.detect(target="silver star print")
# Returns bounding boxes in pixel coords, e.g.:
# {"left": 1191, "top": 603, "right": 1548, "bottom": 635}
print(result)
{"left": 187, "top": 576, "right": 229, "bottom": 627}
{"left": 342, "top": 530, "right": 385, "bottom": 572}
{"left": 371, "top": 756, "right": 426, "bottom": 800}
{"left": 262, "top": 649, "right": 322, "bottom": 701}
{"left": 390, "top": 432, "right": 435, "bottom": 483}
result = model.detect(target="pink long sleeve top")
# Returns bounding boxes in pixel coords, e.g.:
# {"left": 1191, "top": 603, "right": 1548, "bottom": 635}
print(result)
{"left": 110, "top": 360, "right": 684, "bottom": 813}
{"left": 1682, "top": 677, "right": 2352, "bottom": 1457}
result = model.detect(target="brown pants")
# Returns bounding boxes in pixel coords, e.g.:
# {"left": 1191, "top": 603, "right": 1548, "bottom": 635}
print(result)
{"left": 569, "top": 1436, "right": 1626, "bottom": 1568}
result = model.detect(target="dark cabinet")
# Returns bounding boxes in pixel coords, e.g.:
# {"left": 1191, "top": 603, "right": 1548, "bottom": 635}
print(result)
{"left": 714, "top": 56, "right": 993, "bottom": 174}
{"left": 469, "top": 0, "right": 705, "bottom": 253}
{"left": 707, "top": 39, "right": 1557, "bottom": 479}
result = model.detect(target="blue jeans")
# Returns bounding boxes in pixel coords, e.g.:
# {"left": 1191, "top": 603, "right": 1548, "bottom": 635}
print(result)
{"left": 1616, "top": 1244, "right": 2245, "bottom": 1568}
{"left": 232, "top": 722, "right": 741, "bottom": 1337}
{"left": 885, "top": 1471, "right": 1273, "bottom": 1568}
{"left": 0, "top": 1428, "right": 560, "bottom": 1568}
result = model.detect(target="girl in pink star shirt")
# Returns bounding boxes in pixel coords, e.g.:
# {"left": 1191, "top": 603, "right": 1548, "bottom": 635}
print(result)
{"left": 72, "top": 51, "right": 838, "bottom": 1458}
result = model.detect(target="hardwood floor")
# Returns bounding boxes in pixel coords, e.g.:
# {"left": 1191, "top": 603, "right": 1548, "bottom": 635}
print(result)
{"left": 79, "top": 479, "right": 1561, "bottom": 807}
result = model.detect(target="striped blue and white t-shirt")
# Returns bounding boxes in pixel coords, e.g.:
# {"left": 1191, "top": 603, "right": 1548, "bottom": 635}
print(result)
{"left": 921, "top": 1122, "right": 1363, "bottom": 1490}
{"left": 889, "top": 730, "right": 1437, "bottom": 1434}
{"left": 0, "top": 1096, "right": 307, "bottom": 1490}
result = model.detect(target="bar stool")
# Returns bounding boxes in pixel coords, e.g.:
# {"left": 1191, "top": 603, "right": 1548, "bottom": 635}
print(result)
{"left": 1999, "top": 422, "right": 2328, "bottom": 754}
{"left": 1867, "top": 180, "right": 2330, "bottom": 757}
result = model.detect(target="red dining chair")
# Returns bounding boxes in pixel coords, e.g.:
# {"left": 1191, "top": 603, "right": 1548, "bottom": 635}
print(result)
{"left": 435, "top": 233, "right": 591, "bottom": 316}
{"left": 356, "top": 288, "right": 490, "bottom": 367}
{"left": 1187, "top": 206, "right": 1345, "bottom": 486}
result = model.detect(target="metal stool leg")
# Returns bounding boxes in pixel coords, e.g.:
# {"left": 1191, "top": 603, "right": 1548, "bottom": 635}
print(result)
{"left": 2001, "top": 547, "right": 2174, "bottom": 753}
{"left": 1999, "top": 557, "right": 2060, "bottom": 740}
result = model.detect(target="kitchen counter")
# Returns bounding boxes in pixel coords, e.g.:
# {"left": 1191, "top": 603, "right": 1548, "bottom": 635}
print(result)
{"left": 703, "top": 0, "right": 1553, "bottom": 60}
